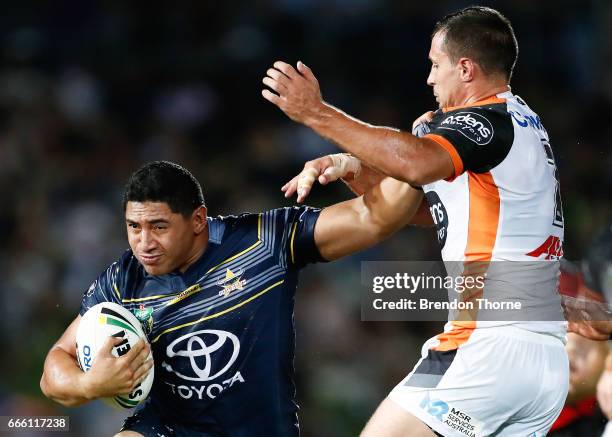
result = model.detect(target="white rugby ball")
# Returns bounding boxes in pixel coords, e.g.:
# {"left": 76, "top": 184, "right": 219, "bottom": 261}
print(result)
{"left": 76, "top": 302, "right": 154, "bottom": 409}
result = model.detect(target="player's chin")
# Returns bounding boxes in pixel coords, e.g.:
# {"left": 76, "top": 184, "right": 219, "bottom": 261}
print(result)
{"left": 143, "top": 265, "right": 172, "bottom": 276}
{"left": 139, "top": 255, "right": 168, "bottom": 274}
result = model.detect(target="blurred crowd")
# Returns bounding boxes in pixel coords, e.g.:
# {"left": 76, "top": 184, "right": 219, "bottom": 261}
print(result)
{"left": 0, "top": 1, "right": 610, "bottom": 436}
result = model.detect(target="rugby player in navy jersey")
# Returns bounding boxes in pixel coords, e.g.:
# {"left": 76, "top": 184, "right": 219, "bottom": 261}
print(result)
{"left": 40, "top": 160, "right": 423, "bottom": 436}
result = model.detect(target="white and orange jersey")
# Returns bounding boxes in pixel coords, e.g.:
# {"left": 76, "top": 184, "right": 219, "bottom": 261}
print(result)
{"left": 414, "top": 90, "right": 566, "bottom": 338}
{"left": 416, "top": 91, "right": 564, "bottom": 262}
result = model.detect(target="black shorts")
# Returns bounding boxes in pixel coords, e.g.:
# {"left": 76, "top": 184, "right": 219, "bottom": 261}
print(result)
{"left": 121, "top": 399, "right": 220, "bottom": 437}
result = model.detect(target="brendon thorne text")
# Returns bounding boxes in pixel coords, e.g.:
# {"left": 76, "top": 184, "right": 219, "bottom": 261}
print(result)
{"left": 372, "top": 298, "right": 522, "bottom": 311}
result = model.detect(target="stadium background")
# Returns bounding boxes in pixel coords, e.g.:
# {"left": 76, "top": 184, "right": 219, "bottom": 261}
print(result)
{"left": 0, "top": 0, "right": 610, "bottom": 435}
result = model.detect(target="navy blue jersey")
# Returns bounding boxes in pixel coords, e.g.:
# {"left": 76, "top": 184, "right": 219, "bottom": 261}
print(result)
{"left": 80, "top": 207, "right": 324, "bottom": 436}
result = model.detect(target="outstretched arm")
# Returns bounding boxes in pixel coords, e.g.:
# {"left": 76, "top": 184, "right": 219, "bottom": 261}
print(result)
{"left": 263, "top": 61, "right": 454, "bottom": 186}
{"left": 283, "top": 154, "right": 433, "bottom": 233}
{"left": 315, "top": 178, "right": 423, "bottom": 261}
{"left": 281, "top": 154, "right": 385, "bottom": 202}
{"left": 312, "top": 175, "right": 425, "bottom": 261}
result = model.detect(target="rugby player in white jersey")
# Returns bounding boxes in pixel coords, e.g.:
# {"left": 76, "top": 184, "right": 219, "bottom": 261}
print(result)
{"left": 264, "top": 6, "right": 570, "bottom": 437}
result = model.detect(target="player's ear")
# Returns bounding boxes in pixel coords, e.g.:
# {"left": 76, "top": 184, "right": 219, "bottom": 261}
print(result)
{"left": 192, "top": 206, "right": 208, "bottom": 234}
{"left": 458, "top": 58, "right": 475, "bottom": 82}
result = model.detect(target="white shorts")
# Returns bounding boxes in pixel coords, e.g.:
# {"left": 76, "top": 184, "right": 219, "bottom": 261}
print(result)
{"left": 389, "top": 325, "right": 569, "bottom": 437}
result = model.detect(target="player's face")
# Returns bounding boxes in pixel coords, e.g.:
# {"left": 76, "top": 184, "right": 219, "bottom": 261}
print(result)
{"left": 427, "top": 31, "right": 463, "bottom": 109}
{"left": 125, "top": 201, "right": 205, "bottom": 276}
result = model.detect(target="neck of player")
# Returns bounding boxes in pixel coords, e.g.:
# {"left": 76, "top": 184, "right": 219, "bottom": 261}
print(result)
{"left": 458, "top": 81, "right": 510, "bottom": 107}
{"left": 179, "top": 228, "right": 209, "bottom": 273}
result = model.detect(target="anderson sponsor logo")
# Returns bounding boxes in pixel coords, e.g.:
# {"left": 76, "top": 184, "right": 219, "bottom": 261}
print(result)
{"left": 420, "top": 393, "right": 483, "bottom": 437}
{"left": 440, "top": 111, "right": 494, "bottom": 145}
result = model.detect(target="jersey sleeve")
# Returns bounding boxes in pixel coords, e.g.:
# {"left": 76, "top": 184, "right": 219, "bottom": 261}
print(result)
{"left": 273, "top": 206, "right": 327, "bottom": 269}
{"left": 424, "top": 106, "right": 514, "bottom": 180}
{"left": 79, "top": 261, "right": 123, "bottom": 315}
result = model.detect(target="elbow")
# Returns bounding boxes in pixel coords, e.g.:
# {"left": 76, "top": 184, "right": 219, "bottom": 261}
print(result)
{"left": 404, "top": 168, "right": 434, "bottom": 187}
{"left": 391, "top": 162, "right": 426, "bottom": 187}
{"left": 40, "top": 373, "right": 52, "bottom": 400}
{"left": 39, "top": 374, "right": 62, "bottom": 405}
{"left": 59, "top": 398, "right": 87, "bottom": 408}
{"left": 40, "top": 373, "right": 86, "bottom": 408}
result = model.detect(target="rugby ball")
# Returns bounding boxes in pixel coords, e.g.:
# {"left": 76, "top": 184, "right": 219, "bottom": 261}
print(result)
{"left": 76, "top": 302, "right": 154, "bottom": 409}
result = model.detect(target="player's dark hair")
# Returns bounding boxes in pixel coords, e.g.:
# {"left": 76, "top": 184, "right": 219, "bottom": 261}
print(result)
{"left": 123, "top": 161, "right": 205, "bottom": 217}
{"left": 433, "top": 6, "right": 518, "bottom": 81}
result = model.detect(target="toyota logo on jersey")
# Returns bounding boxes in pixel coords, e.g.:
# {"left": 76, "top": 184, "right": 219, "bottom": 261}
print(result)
{"left": 162, "top": 329, "right": 240, "bottom": 382}
{"left": 440, "top": 111, "right": 494, "bottom": 145}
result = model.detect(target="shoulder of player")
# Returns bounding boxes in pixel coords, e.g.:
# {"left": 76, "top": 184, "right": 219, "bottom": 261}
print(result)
{"left": 431, "top": 103, "right": 512, "bottom": 127}
{"left": 211, "top": 211, "right": 260, "bottom": 230}
{"left": 219, "top": 206, "right": 320, "bottom": 223}
{"left": 114, "top": 249, "right": 145, "bottom": 289}
{"left": 206, "top": 212, "right": 264, "bottom": 244}
{"left": 116, "top": 248, "right": 139, "bottom": 272}
{"left": 268, "top": 206, "right": 322, "bottom": 226}
{"left": 210, "top": 207, "right": 322, "bottom": 243}
{"left": 429, "top": 103, "right": 514, "bottom": 147}
{"left": 424, "top": 102, "right": 517, "bottom": 174}
{"left": 88, "top": 249, "right": 143, "bottom": 301}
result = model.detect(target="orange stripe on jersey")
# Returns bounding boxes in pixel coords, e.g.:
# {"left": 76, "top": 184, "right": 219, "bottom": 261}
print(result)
{"left": 432, "top": 321, "right": 476, "bottom": 351}
{"left": 465, "top": 171, "right": 500, "bottom": 261}
{"left": 432, "top": 172, "right": 500, "bottom": 352}
{"left": 442, "top": 95, "right": 507, "bottom": 113}
{"left": 425, "top": 133, "right": 464, "bottom": 180}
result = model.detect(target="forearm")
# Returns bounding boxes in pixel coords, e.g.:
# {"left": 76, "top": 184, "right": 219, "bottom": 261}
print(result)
{"left": 337, "top": 159, "right": 431, "bottom": 225}
{"left": 315, "top": 177, "right": 423, "bottom": 260}
{"left": 264, "top": 62, "right": 453, "bottom": 184}
{"left": 362, "top": 177, "right": 424, "bottom": 236}
{"left": 40, "top": 347, "right": 90, "bottom": 407}
{"left": 348, "top": 168, "right": 432, "bottom": 227}
{"left": 308, "top": 103, "right": 442, "bottom": 184}
{"left": 341, "top": 164, "right": 385, "bottom": 196}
